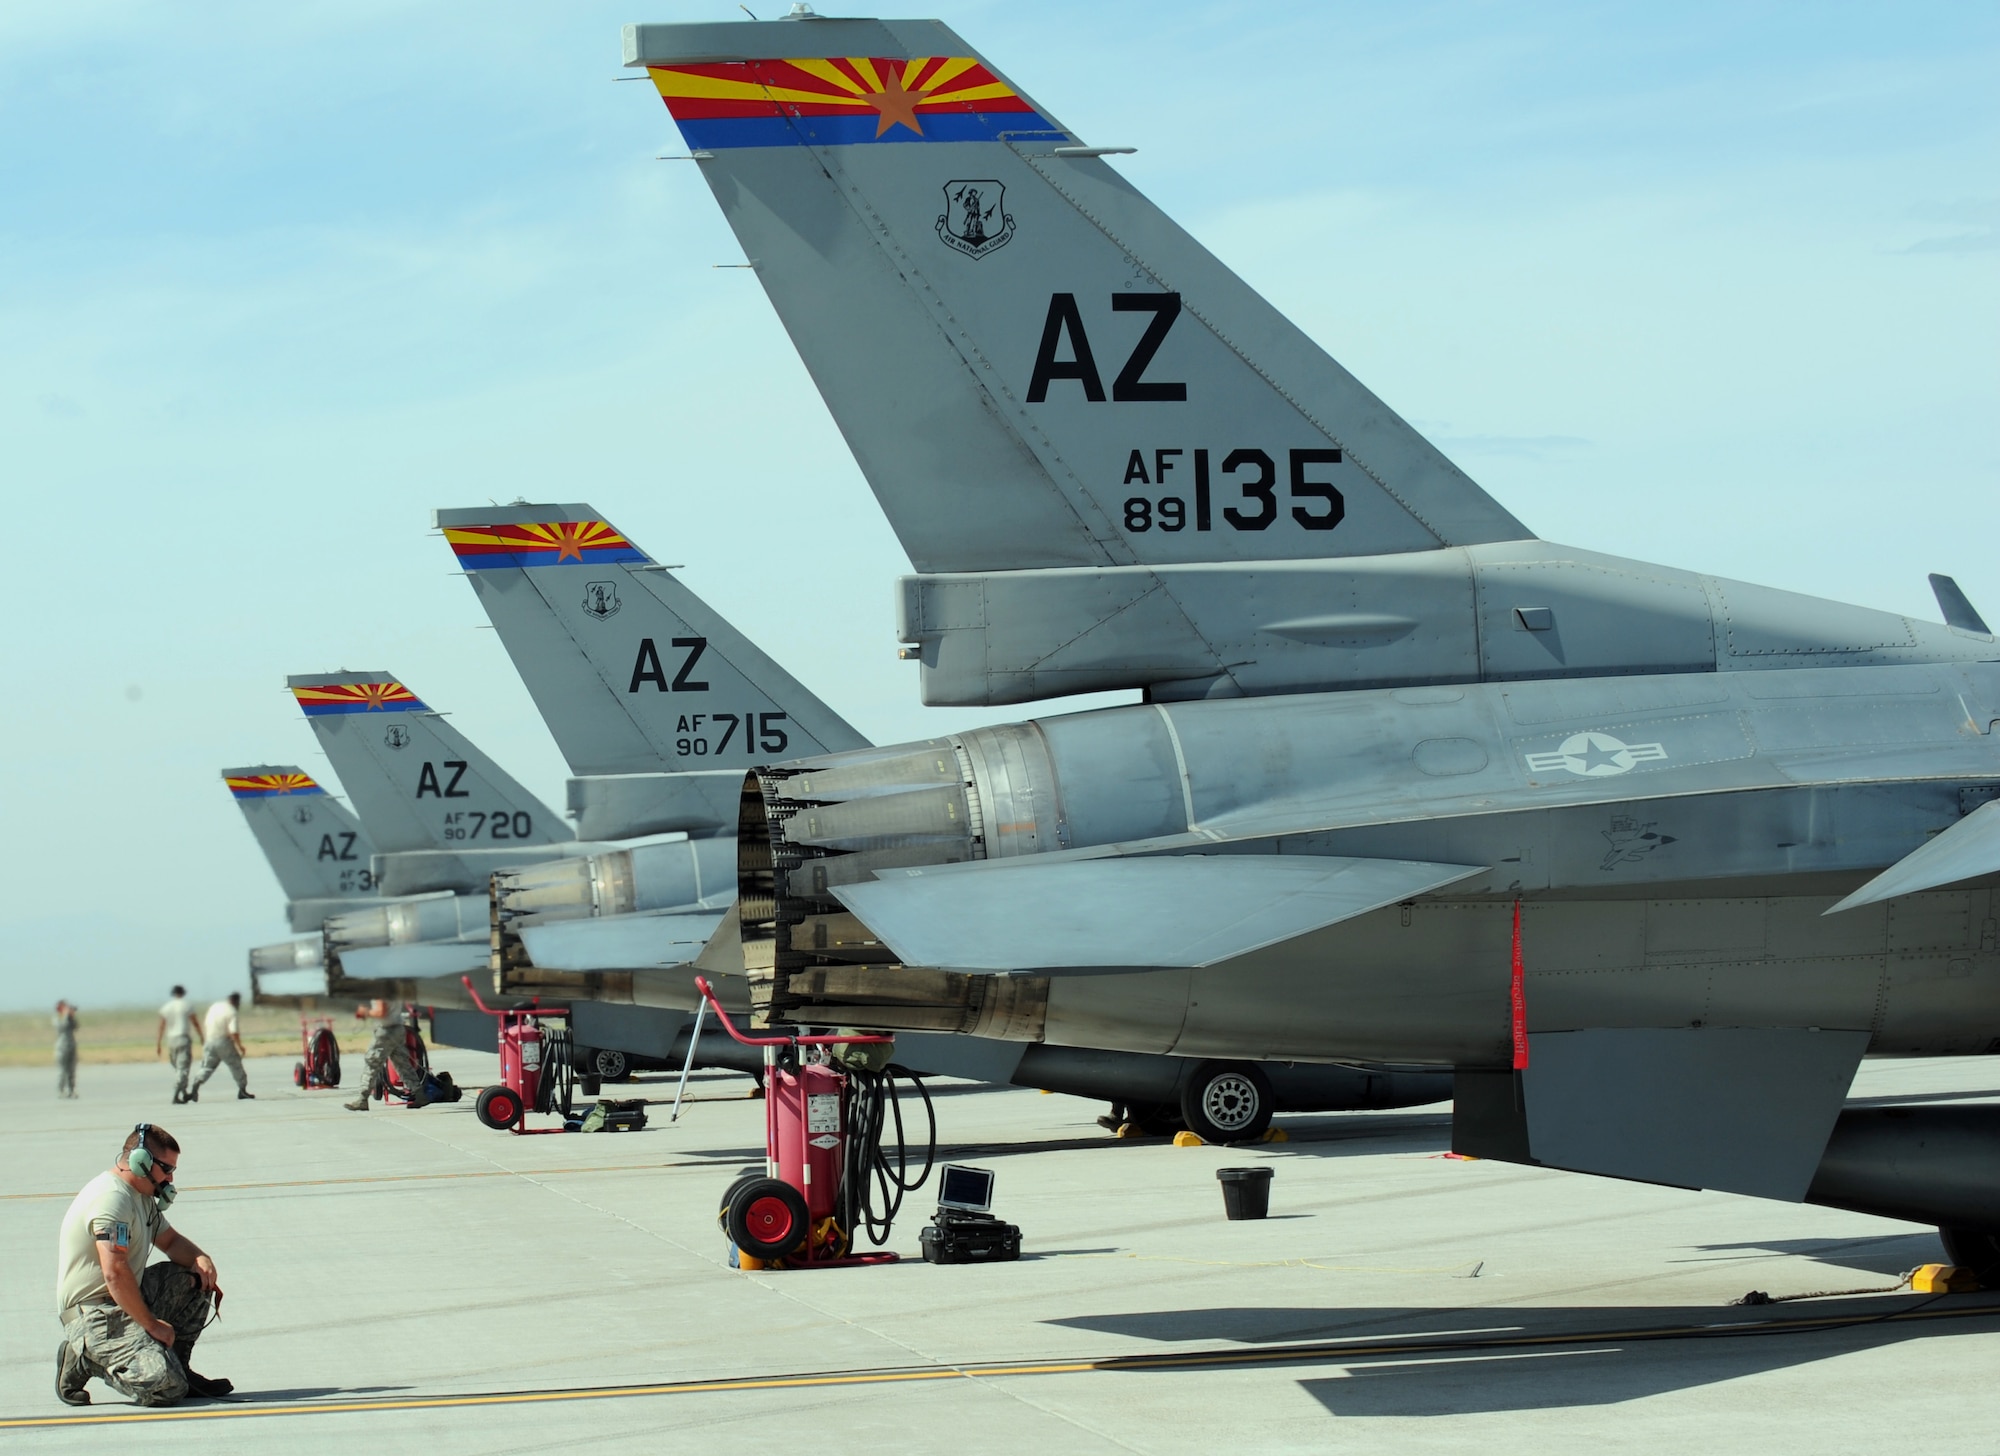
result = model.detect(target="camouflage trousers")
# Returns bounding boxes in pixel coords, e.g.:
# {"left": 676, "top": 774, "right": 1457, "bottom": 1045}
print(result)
{"left": 55, "top": 1043, "right": 76, "bottom": 1098}
{"left": 62, "top": 1264, "right": 213, "bottom": 1407}
{"left": 166, "top": 1038, "right": 193, "bottom": 1100}
{"left": 353, "top": 1024, "right": 419, "bottom": 1103}
{"left": 190, "top": 1039, "right": 246, "bottom": 1095}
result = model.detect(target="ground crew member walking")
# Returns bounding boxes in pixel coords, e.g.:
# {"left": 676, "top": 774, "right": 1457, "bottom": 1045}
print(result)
{"left": 344, "top": 1000, "right": 428, "bottom": 1111}
{"left": 54, "top": 1000, "right": 78, "bottom": 1099}
{"left": 157, "top": 986, "right": 204, "bottom": 1105}
{"left": 185, "top": 993, "right": 253, "bottom": 1102}
{"left": 56, "top": 1123, "right": 232, "bottom": 1406}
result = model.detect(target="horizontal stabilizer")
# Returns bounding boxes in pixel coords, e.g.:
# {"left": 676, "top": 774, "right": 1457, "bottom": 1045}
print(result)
{"left": 831, "top": 854, "right": 1484, "bottom": 973}
{"left": 337, "top": 941, "right": 490, "bottom": 982}
{"left": 1827, "top": 800, "right": 2000, "bottom": 913}
{"left": 517, "top": 910, "right": 729, "bottom": 972}
{"left": 1457, "top": 1028, "right": 1868, "bottom": 1201}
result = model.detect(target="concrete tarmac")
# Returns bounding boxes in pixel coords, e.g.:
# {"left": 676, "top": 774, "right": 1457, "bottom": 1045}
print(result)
{"left": 3, "top": 1047, "right": 1999, "bottom": 1453}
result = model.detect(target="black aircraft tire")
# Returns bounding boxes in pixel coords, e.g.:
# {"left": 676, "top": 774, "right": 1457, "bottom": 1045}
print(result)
{"left": 1180, "top": 1061, "right": 1275, "bottom": 1144}
{"left": 725, "top": 1177, "right": 810, "bottom": 1260}
{"left": 1940, "top": 1227, "right": 2000, "bottom": 1287}
{"left": 592, "top": 1048, "right": 629, "bottom": 1081}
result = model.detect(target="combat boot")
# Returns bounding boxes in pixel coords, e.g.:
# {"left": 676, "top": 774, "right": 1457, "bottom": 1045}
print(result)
{"left": 237, "top": 1090, "right": 255, "bottom": 1100}
{"left": 185, "top": 1083, "right": 199, "bottom": 1103}
{"left": 343, "top": 1093, "right": 369, "bottom": 1111}
{"left": 55, "top": 1339, "right": 89, "bottom": 1406}
{"left": 171, "top": 1336, "right": 232, "bottom": 1398}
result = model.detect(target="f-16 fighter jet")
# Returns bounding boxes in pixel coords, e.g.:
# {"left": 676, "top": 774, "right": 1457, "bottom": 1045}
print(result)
{"left": 624, "top": 13, "right": 2000, "bottom": 1260}
{"left": 437, "top": 502, "right": 1446, "bottom": 1137}
{"left": 223, "top": 767, "right": 388, "bottom": 996}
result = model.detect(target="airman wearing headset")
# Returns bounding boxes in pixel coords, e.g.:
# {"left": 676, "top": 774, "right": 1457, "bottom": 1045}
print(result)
{"left": 55, "top": 1123, "right": 232, "bottom": 1406}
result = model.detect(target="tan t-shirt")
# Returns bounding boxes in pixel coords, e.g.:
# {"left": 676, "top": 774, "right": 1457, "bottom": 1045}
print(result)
{"left": 202, "top": 1001, "right": 238, "bottom": 1043}
{"left": 159, "top": 997, "right": 195, "bottom": 1041}
{"left": 57, "top": 1170, "right": 168, "bottom": 1316}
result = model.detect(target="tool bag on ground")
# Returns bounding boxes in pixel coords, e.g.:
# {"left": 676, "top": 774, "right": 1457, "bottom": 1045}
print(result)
{"left": 424, "top": 1071, "right": 462, "bottom": 1103}
{"left": 576, "top": 1098, "right": 649, "bottom": 1132}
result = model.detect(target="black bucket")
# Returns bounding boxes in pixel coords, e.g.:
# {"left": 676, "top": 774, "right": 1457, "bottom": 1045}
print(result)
{"left": 1216, "top": 1166, "right": 1273, "bottom": 1220}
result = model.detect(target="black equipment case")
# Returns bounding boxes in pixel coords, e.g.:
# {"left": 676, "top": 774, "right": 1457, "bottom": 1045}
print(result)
{"left": 919, "top": 1208, "right": 1021, "bottom": 1264}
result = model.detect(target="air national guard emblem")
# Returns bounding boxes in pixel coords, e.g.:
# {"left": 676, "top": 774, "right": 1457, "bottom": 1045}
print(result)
{"left": 383, "top": 725, "right": 412, "bottom": 751}
{"left": 291, "top": 805, "right": 314, "bottom": 825}
{"left": 582, "top": 581, "right": 622, "bottom": 620}
{"left": 937, "top": 180, "right": 1014, "bottom": 259}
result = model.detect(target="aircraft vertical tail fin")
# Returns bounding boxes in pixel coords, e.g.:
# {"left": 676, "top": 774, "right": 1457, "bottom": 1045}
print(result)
{"left": 623, "top": 18, "right": 1533, "bottom": 574}
{"left": 434, "top": 504, "right": 869, "bottom": 777}
{"left": 223, "top": 766, "right": 382, "bottom": 912}
{"left": 284, "top": 674, "right": 572, "bottom": 855}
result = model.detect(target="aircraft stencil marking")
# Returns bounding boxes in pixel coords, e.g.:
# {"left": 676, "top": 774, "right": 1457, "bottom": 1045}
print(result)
{"left": 1525, "top": 732, "right": 1669, "bottom": 777}
{"left": 937, "top": 180, "right": 1013, "bottom": 258}
{"left": 1600, "top": 815, "right": 1677, "bottom": 871}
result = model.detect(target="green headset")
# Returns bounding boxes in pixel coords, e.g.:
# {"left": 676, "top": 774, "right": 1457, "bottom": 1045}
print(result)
{"left": 128, "top": 1123, "right": 177, "bottom": 1208}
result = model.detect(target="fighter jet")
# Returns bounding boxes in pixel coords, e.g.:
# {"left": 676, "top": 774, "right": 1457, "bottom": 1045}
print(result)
{"left": 624, "top": 15, "right": 2000, "bottom": 1256}
{"left": 437, "top": 502, "right": 1446, "bottom": 1136}
{"left": 435, "top": 505, "right": 869, "bottom": 839}
{"left": 224, "top": 766, "right": 389, "bottom": 1000}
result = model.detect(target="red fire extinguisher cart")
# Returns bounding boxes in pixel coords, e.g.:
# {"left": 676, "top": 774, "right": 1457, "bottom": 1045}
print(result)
{"left": 695, "top": 976, "right": 903, "bottom": 1270}
{"left": 459, "top": 976, "right": 574, "bottom": 1134}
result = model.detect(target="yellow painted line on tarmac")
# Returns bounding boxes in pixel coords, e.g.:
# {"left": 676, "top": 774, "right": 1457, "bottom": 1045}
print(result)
{"left": 0, "top": 1161, "right": 732, "bottom": 1202}
{"left": 8, "top": 1297, "right": 2000, "bottom": 1429}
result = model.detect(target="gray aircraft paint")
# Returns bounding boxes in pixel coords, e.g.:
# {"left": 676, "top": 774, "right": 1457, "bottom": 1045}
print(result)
{"left": 624, "top": 21, "right": 1992, "bottom": 716}
{"left": 223, "top": 765, "right": 388, "bottom": 931}
{"left": 618, "top": 9, "right": 2000, "bottom": 1222}
{"left": 434, "top": 503, "right": 866, "bottom": 837}
{"left": 287, "top": 670, "right": 576, "bottom": 896}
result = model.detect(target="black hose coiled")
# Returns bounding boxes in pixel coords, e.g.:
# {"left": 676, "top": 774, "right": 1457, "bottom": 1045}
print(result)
{"left": 837, "top": 1066, "right": 937, "bottom": 1247}
{"left": 538, "top": 1026, "right": 575, "bottom": 1118}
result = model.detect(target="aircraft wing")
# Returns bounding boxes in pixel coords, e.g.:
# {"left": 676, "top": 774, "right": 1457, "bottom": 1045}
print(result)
{"left": 831, "top": 854, "right": 1485, "bottom": 973}
{"left": 517, "top": 909, "right": 729, "bottom": 972}
{"left": 1826, "top": 799, "right": 2000, "bottom": 913}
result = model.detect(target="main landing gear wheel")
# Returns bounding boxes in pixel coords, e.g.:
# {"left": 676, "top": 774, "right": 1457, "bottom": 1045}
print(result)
{"left": 1179, "top": 1061, "right": 1274, "bottom": 1144}
{"left": 475, "top": 1085, "right": 523, "bottom": 1130}
{"left": 725, "top": 1176, "right": 810, "bottom": 1261}
{"left": 1940, "top": 1227, "right": 2000, "bottom": 1287}
{"left": 591, "top": 1048, "right": 629, "bottom": 1081}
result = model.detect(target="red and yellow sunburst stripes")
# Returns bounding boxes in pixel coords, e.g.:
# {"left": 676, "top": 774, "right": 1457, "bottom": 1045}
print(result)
{"left": 442, "top": 520, "right": 648, "bottom": 571}
{"left": 291, "top": 682, "right": 426, "bottom": 717}
{"left": 224, "top": 771, "right": 326, "bottom": 799}
{"left": 649, "top": 56, "right": 1054, "bottom": 149}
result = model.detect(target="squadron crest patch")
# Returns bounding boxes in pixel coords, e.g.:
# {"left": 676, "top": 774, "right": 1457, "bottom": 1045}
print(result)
{"left": 937, "top": 180, "right": 1014, "bottom": 259}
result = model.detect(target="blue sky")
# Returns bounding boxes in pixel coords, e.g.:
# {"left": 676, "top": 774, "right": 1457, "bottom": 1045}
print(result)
{"left": 1, "top": 1, "right": 1993, "bottom": 1008}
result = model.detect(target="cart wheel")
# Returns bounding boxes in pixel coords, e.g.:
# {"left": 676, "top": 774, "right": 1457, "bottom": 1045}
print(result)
{"left": 1178, "top": 1061, "right": 1274, "bottom": 1144}
{"left": 717, "top": 1173, "right": 767, "bottom": 1231}
{"left": 726, "top": 1178, "right": 809, "bottom": 1260}
{"left": 293, "top": 1062, "right": 307, "bottom": 1088}
{"left": 475, "top": 1085, "right": 523, "bottom": 1130}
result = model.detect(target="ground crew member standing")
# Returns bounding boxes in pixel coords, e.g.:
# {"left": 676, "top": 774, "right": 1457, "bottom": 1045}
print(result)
{"left": 185, "top": 993, "right": 253, "bottom": 1102}
{"left": 344, "top": 999, "right": 427, "bottom": 1111}
{"left": 54, "top": 1000, "right": 78, "bottom": 1099}
{"left": 156, "top": 986, "right": 204, "bottom": 1105}
{"left": 56, "top": 1123, "right": 232, "bottom": 1406}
